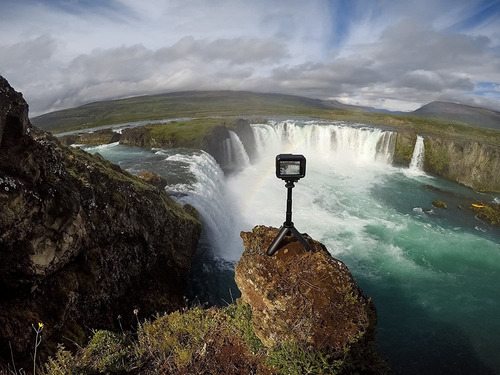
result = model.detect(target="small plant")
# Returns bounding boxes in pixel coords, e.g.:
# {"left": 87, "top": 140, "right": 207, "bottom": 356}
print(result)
{"left": 133, "top": 308, "right": 140, "bottom": 329}
{"left": 33, "top": 322, "right": 44, "bottom": 375}
{"left": 80, "top": 330, "right": 129, "bottom": 373}
{"left": 43, "top": 345, "right": 76, "bottom": 375}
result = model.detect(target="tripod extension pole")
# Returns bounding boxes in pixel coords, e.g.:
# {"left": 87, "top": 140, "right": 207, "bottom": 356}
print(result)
{"left": 285, "top": 180, "right": 294, "bottom": 226}
{"left": 266, "top": 179, "right": 312, "bottom": 256}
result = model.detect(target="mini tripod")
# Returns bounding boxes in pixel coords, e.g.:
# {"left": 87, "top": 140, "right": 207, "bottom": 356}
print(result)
{"left": 266, "top": 179, "right": 312, "bottom": 256}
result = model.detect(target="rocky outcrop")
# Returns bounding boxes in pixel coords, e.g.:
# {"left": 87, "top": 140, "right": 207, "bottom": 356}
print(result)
{"left": 394, "top": 131, "right": 417, "bottom": 165}
{"left": 200, "top": 125, "right": 232, "bottom": 167}
{"left": 58, "top": 128, "right": 120, "bottom": 146}
{"left": 235, "top": 226, "right": 383, "bottom": 370}
{"left": 0, "top": 77, "right": 201, "bottom": 364}
{"left": 394, "top": 131, "right": 500, "bottom": 192}
{"left": 233, "top": 118, "right": 257, "bottom": 161}
{"left": 423, "top": 136, "right": 500, "bottom": 192}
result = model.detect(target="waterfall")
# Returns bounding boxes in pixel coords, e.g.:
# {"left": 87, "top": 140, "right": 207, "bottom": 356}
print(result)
{"left": 229, "top": 131, "right": 250, "bottom": 168}
{"left": 251, "top": 121, "right": 395, "bottom": 165}
{"left": 163, "top": 151, "right": 241, "bottom": 260}
{"left": 409, "top": 135, "right": 425, "bottom": 171}
{"left": 221, "top": 131, "right": 251, "bottom": 173}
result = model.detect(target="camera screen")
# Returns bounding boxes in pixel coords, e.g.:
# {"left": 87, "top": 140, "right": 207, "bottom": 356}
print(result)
{"left": 279, "top": 160, "right": 301, "bottom": 176}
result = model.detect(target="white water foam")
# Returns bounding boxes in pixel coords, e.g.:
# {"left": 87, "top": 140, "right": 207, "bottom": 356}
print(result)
{"left": 78, "top": 142, "right": 120, "bottom": 151}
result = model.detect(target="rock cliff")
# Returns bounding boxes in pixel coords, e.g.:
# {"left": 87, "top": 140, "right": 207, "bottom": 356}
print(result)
{"left": 0, "top": 77, "right": 201, "bottom": 364}
{"left": 394, "top": 132, "right": 500, "bottom": 192}
{"left": 235, "top": 226, "right": 385, "bottom": 372}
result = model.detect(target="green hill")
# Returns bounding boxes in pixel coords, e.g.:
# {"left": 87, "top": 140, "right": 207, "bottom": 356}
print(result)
{"left": 31, "top": 91, "right": 348, "bottom": 133}
{"left": 411, "top": 101, "right": 500, "bottom": 130}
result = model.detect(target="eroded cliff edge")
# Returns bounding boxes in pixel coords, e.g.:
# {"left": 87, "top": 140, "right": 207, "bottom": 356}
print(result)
{"left": 395, "top": 131, "right": 500, "bottom": 192}
{"left": 0, "top": 77, "right": 201, "bottom": 363}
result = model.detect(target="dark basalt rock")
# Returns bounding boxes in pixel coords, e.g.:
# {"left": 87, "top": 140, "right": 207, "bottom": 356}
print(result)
{"left": 0, "top": 76, "right": 201, "bottom": 365}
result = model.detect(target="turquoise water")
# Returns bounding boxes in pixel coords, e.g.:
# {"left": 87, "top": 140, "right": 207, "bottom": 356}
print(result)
{"left": 84, "top": 119, "right": 500, "bottom": 374}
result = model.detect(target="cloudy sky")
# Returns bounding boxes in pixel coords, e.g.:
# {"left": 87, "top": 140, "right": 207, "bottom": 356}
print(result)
{"left": 1, "top": 0, "right": 499, "bottom": 116}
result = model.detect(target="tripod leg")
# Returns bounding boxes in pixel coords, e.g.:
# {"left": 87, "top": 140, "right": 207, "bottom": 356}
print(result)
{"left": 266, "top": 226, "right": 291, "bottom": 256}
{"left": 289, "top": 226, "right": 313, "bottom": 252}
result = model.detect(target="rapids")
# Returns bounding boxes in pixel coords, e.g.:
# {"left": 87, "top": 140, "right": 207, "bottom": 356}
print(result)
{"left": 83, "top": 118, "right": 500, "bottom": 375}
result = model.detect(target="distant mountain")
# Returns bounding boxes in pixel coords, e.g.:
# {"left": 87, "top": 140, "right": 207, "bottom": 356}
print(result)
{"left": 410, "top": 101, "right": 500, "bottom": 130}
{"left": 319, "top": 99, "right": 405, "bottom": 114}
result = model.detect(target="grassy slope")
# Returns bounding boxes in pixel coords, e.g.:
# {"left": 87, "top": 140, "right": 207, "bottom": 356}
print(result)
{"left": 32, "top": 91, "right": 500, "bottom": 146}
{"left": 31, "top": 91, "right": 334, "bottom": 133}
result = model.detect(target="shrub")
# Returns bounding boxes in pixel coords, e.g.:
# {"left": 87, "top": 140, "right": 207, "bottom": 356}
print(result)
{"left": 80, "top": 330, "right": 129, "bottom": 373}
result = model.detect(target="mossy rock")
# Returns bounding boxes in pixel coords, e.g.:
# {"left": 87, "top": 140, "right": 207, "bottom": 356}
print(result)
{"left": 432, "top": 200, "right": 447, "bottom": 209}
{"left": 471, "top": 203, "right": 500, "bottom": 227}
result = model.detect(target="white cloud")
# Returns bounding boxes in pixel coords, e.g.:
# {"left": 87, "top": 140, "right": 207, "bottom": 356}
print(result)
{"left": 0, "top": 0, "right": 498, "bottom": 115}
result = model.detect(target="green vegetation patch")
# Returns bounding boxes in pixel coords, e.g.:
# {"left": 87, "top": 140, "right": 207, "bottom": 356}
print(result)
{"left": 148, "top": 118, "right": 226, "bottom": 148}
{"left": 43, "top": 302, "right": 383, "bottom": 374}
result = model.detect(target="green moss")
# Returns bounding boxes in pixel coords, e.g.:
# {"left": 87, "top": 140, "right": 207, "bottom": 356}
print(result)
{"left": 223, "top": 302, "right": 264, "bottom": 354}
{"left": 268, "top": 341, "right": 343, "bottom": 375}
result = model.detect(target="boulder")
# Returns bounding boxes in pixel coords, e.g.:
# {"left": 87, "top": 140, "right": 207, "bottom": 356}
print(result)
{"left": 235, "top": 226, "right": 378, "bottom": 359}
{"left": 138, "top": 170, "right": 168, "bottom": 190}
{"left": 59, "top": 129, "right": 121, "bottom": 146}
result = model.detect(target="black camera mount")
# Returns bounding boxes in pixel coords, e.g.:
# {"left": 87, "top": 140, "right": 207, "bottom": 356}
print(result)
{"left": 266, "top": 177, "right": 313, "bottom": 256}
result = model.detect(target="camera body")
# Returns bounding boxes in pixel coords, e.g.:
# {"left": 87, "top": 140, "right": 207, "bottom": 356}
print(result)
{"left": 276, "top": 154, "right": 306, "bottom": 181}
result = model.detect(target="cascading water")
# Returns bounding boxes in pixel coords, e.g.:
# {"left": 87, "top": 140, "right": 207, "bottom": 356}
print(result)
{"left": 250, "top": 120, "right": 396, "bottom": 166}
{"left": 221, "top": 130, "right": 251, "bottom": 173}
{"left": 409, "top": 135, "right": 425, "bottom": 171}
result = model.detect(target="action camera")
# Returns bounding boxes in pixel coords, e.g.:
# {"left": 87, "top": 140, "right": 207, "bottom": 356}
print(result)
{"left": 276, "top": 154, "right": 306, "bottom": 181}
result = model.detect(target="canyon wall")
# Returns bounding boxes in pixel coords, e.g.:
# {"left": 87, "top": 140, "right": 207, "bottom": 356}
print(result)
{"left": 394, "top": 131, "right": 500, "bottom": 192}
